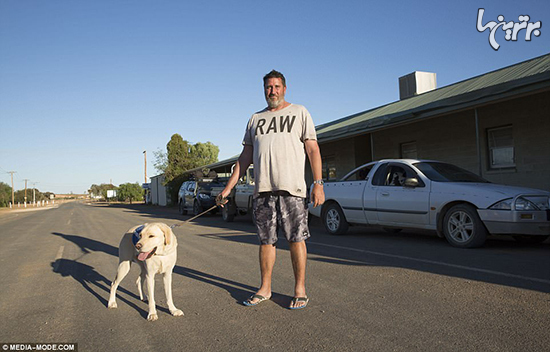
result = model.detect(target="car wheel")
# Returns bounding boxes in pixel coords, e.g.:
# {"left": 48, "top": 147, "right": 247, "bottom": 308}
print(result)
{"left": 512, "top": 235, "right": 549, "bottom": 244}
{"left": 222, "top": 205, "right": 235, "bottom": 222}
{"left": 443, "top": 204, "right": 487, "bottom": 248}
{"left": 383, "top": 227, "right": 402, "bottom": 234}
{"left": 193, "top": 200, "right": 201, "bottom": 216}
{"left": 179, "top": 201, "right": 187, "bottom": 215}
{"left": 322, "top": 203, "right": 349, "bottom": 235}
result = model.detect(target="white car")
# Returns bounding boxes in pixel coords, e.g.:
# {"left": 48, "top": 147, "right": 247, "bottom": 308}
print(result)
{"left": 309, "top": 159, "right": 550, "bottom": 248}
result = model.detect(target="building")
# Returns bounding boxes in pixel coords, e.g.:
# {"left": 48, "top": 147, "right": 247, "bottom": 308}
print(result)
{"left": 149, "top": 174, "right": 170, "bottom": 206}
{"left": 315, "top": 53, "right": 550, "bottom": 191}
{"left": 191, "top": 53, "right": 550, "bottom": 193}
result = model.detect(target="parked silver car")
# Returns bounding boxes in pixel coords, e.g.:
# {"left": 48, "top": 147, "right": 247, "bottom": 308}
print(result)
{"left": 309, "top": 159, "right": 550, "bottom": 248}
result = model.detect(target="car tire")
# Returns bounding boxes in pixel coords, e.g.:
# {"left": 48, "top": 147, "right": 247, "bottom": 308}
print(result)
{"left": 443, "top": 204, "right": 487, "bottom": 248}
{"left": 179, "top": 201, "right": 187, "bottom": 215}
{"left": 322, "top": 203, "right": 349, "bottom": 235}
{"left": 383, "top": 227, "right": 402, "bottom": 234}
{"left": 193, "top": 200, "right": 201, "bottom": 216}
{"left": 512, "top": 235, "right": 549, "bottom": 244}
{"left": 222, "top": 205, "right": 235, "bottom": 222}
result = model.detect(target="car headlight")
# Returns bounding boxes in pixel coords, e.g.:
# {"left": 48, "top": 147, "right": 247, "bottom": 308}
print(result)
{"left": 489, "top": 197, "right": 540, "bottom": 211}
{"left": 198, "top": 193, "right": 210, "bottom": 200}
{"left": 489, "top": 198, "right": 512, "bottom": 210}
{"left": 514, "top": 197, "right": 540, "bottom": 211}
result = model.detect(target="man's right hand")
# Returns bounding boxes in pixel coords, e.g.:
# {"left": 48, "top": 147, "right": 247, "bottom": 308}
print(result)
{"left": 216, "top": 191, "right": 229, "bottom": 207}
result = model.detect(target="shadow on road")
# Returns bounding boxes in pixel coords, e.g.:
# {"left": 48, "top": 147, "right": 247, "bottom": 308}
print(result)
{"left": 58, "top": 203, "right": 550, "bottom": 295}
{"left": 51, "top": 258, "right": 151, "bottom": 318}
{"left": 50, "top": 231, "right": 270, "bottom": 309}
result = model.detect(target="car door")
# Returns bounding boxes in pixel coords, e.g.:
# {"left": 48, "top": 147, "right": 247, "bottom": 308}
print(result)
{"left": 334, "top": 163, "right": 374, "bottom": 224}
{"left": 374, "top": 162, "right": 430, "bottom": 225}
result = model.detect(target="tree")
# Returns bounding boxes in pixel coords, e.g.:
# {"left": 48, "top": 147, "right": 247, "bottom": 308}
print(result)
{"left": 190, "top": 142, "right": 220, "bottom": 169}
{"left": 158, "top": 135, "right": 220, "bottom": 183}
{"left": 0, "top": 182, "right": 11, "bottom": 207}
{"left": 117, "top": 183, "right": 144, "bottom": 203}
{"left": 153, "top": 134, "right": 220, "bottom": 205}
{"left": 164, "top": 134, "right": 191, "bottom": 183}
{"left": 88, "top": 183, "right": 117, "bottom": 200}
{"left": 153, "top": 148, "right": 168, "bottom": 174}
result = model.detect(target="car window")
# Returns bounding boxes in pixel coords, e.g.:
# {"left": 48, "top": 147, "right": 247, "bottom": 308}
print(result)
{"left": 371, "top": 163, "right": 389, "bottom": 186}
{"left": 414, "top": 162, "right": 490, "bottom": 183}
{"left": 343, "top": 164, "right": 374, "bottom": 181}
{"left": 385, "top": 165, "right": 407, "bottom": 186}
{"left": 382, "top": 164, "right": 425, "bottom": 187}
{"left": 197, "top": 182, "right": 224, "bottom": 191}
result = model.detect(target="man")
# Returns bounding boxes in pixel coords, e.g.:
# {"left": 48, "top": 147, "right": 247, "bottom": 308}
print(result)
{"left": 218, "top": 70, "right": 325, "bottom": 310}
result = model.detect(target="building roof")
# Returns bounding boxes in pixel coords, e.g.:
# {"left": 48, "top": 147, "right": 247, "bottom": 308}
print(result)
{"left": 316, "top": 53, "right": 550, "bottom": 143}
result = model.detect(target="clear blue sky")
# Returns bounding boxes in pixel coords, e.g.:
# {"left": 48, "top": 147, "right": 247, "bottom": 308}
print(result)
{"left": 1, "top": 0, "right": 549, "bottom": 194}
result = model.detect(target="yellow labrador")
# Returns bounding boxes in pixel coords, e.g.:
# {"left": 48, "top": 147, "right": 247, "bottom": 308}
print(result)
{"left": 107, "top": 223, "right": 183, "bottom": 321}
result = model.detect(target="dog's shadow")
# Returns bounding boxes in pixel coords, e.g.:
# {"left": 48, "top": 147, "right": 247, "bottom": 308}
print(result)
{"left": 51, "top": 232, "right": 290, "bottom": 312}
{"left": 51, "top": 258, "right": 163, "bottom": 319}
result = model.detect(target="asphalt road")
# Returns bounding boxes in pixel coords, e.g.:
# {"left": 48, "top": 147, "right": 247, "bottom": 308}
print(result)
{"left": 0, "top": 201, "right": 549, "bottom": 352}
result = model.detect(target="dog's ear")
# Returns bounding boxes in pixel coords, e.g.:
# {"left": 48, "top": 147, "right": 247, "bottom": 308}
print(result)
{"left": 160, "top": 223, "right": 173, "bottom": 246}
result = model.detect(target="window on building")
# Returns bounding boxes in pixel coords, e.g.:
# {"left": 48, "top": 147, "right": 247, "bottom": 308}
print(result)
{"left": 487, "top": 126, "right": 515, "bottom": 169}
{"left": 322, "top": 155, "right": 337, "bottom": 181}
{"left": 400, "top": 141, "right": 417, "bottom": 159}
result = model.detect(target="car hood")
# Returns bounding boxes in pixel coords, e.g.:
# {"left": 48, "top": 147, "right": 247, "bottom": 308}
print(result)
{"left": 431, "top": 182, "right": 550, "bottom": 203}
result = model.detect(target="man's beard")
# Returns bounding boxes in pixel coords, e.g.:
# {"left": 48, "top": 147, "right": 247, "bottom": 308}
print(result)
{"left": 266, "top": 95, "right": 283, "bottom": 109}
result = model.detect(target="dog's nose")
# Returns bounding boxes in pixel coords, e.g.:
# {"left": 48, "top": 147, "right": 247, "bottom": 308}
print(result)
{"left": 135, "top": 242, "right": 142, "bottom": 250}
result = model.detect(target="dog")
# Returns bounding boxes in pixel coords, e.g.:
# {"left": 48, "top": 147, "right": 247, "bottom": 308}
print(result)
{"left": 107, "top": 222, "right": 184, "bottom": 321}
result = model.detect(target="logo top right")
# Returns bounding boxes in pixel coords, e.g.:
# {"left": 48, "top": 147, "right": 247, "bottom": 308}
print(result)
{"left": 477, "top": 8, "right": 542, "bottom": 51}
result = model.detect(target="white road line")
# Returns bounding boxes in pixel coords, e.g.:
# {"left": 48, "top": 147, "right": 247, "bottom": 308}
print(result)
{"left": 52, "top": 246, "right": 65, "bottom": 272}
{"left": 308, "top": 241, "right": 550, "bottom": 285}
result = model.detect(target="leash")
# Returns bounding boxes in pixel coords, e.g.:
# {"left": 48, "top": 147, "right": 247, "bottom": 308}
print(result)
{"left": 169, "top": 204, "right": 219, "bottom": 229}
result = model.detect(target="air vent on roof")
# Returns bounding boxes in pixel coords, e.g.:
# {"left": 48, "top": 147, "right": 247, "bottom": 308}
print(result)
{"left": 399, "top": 71, "right": 436, "bottom": 100}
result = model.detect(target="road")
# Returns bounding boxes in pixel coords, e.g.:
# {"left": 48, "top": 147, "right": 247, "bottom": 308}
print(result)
{"left": 0, "top": 201, "right": 549, "bottom": 352}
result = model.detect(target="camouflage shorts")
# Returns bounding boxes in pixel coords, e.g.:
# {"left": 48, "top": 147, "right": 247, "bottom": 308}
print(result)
{"left": 252, "top": 191, "right": 310, "bottom": 245}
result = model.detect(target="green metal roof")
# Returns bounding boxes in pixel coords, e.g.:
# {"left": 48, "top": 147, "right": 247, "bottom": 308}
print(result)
{"left": 316, "top": 53, "right": 550, "bottom": 142}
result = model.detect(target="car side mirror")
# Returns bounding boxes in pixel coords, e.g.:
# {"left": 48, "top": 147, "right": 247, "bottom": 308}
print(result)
{"left": 404, "top": 178, "right": 419, "bottom": 188}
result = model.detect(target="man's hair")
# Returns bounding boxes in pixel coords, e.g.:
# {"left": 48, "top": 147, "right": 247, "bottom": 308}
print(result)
{"left": 263, "top": 70, "right": 286, "bottom": 87}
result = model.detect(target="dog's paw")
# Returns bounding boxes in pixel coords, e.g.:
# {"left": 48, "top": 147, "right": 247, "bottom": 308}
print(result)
{"left": 107, "top": 301, "right": 117, "bottom": 309}
{"left": 147, "top": 313, "right": 158, "bottom": 321}
{"left": 171, "top": 309, "right": 184, "bottom": 317}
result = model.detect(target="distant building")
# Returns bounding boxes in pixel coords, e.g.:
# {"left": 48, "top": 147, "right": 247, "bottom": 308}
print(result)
{"left": 150, "top": 174, "right": 170, "bottom": 206}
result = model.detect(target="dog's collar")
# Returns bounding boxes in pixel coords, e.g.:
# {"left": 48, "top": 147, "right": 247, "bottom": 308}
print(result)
{"left": 132, "top": 225, "right": 144, "bottom": 246}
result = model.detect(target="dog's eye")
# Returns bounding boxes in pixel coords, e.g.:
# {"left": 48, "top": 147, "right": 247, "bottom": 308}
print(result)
{"left": 149, "top": 235, "right": 154, "bottom": 238}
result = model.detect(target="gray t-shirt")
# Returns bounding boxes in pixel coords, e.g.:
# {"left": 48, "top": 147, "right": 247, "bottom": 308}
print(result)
{"left": 242, "top": 104, "right": 317, "bottom": 198}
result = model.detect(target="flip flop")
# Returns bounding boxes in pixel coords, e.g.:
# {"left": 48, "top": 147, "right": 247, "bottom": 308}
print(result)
{"left": 243, "top": 294, "right": 269, "bottom": 307}
{"left": 289, "top": 296, "right": 309, "bottom": 310}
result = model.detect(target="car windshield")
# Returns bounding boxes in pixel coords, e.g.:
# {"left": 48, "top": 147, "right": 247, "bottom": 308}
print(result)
{"left": 413, "top": 162, "right": 490, "bottom": 183}
{"left": 198, "top": 182, "right": 224, "bottom": 190}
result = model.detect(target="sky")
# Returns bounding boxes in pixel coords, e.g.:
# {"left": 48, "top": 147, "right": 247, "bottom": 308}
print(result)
{"left": 1, "top": 0, "right": 549, "bottom": 194}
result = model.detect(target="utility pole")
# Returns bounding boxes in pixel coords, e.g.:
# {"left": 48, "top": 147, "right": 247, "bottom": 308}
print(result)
{"left": 32, "top": 182, "right": 39, "bottom": 204}
{"left": 143, "top": 150, "right": 147, "bottom": 184}
{"left": 23, "top": 179, "right": 29, "bottom": 204}
{"left": 8, "top": 171, "right": 16, "bottom": 206}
